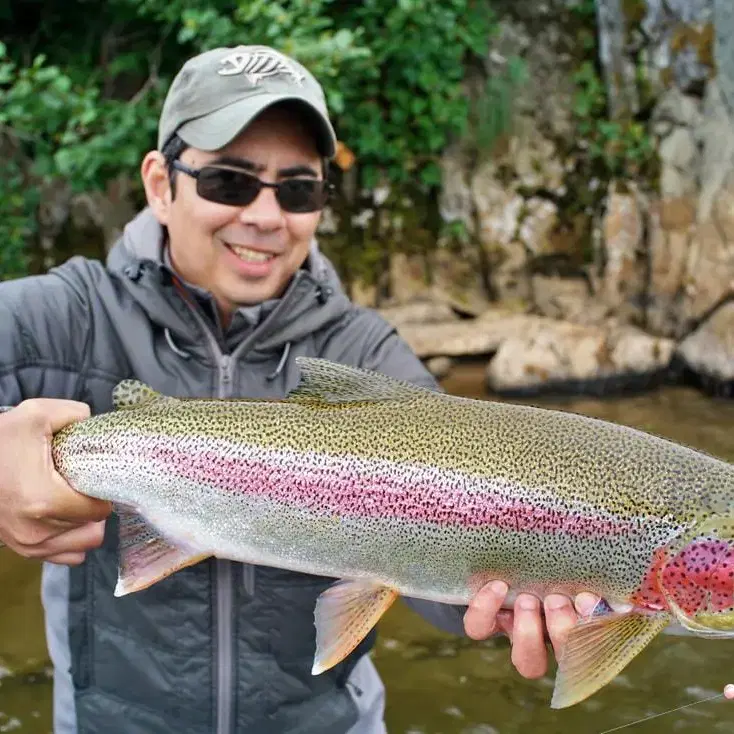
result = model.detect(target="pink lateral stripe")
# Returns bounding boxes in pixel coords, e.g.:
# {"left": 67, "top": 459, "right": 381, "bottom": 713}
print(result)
{"left": 128, "top": 440, "right": 638, "bottom": 540}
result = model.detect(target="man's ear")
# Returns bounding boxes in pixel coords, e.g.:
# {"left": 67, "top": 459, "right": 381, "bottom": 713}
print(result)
{"left": 141, "top": 151, "right": 173, "bottom": 225}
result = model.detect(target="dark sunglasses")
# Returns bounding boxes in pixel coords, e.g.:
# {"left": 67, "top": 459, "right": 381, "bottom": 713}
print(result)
{"left": 171, "top": 161, "right": 333, "bottom": 213}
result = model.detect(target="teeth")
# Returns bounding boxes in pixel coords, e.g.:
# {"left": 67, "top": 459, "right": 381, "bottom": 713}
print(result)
{"left": 230, "top": 245, "right": 273, "bottom": 263}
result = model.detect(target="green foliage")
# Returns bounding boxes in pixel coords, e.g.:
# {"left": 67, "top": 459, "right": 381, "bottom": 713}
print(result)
{"left": 0, "top": 151, "right": 36, "bottom": 281}
{"left": 327, "top": 0, "right": 494, "bottom": 189}
{"left": 473, "top": 55, "right": 528, "bottom": 155}
{"left": 571, "top": 60, "right": 656, "bottom": 181}
{"left": 0, "top": 0, "right": 495, "bottom": 279}
{"left": 0, "top": 43, "right": 161, "bottom": 191}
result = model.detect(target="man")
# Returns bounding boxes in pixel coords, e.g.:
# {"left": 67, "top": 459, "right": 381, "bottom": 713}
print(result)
{"left": 0, "top": 45, "right": 595, "bottom": 733}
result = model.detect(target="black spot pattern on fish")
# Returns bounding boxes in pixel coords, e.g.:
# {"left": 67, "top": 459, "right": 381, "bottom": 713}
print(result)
{"left": 50, "top": 359, "right": 734, "bottom": 622}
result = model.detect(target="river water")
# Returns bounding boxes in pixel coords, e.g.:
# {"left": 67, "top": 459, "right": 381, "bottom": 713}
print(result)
{"left": 1, "top": 362, "right": 734, "bottom": 733}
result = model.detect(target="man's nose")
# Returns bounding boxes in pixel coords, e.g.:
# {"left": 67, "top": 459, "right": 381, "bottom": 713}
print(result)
{"left": 238, "top": 185, "right": 285, "bottom": 230}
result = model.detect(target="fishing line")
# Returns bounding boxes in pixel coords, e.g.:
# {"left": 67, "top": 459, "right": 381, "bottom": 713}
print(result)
{"left": 598, "top": 692, "right": 725, "bottom": 733}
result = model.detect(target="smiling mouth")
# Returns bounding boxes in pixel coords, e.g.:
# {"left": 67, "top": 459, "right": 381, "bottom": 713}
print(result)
{"left": 227, "top": 244, "right": 276, "bottom": 263}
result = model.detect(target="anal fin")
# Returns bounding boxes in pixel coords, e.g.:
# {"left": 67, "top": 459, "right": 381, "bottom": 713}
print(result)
{"left": 115, "top": 507, "right": 210, "bottom": 596}
{"left": 312, "top": 579, "right": 398, "bottom": 675}
{"left": 551, "top": 611, "right": 669, "bottom": 709}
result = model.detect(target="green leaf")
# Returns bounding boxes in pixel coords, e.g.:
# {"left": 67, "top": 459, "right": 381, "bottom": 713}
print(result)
{"left": 419, "top": 161, "right": 441, "bottom": 187}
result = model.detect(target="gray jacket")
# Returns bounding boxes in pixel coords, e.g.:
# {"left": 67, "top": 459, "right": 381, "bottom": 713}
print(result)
{"left": 0, "top": 209, "right": 467, "bottom": 734}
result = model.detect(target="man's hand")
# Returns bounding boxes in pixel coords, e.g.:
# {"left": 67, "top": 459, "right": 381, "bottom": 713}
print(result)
{"left": 463, "top": 581, "right": 599, "bottom": 678}
{"left": 0, "top": 398, "right": 112, "bottom": 565}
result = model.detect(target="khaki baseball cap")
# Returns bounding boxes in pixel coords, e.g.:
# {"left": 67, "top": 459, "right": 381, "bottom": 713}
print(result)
{"left": 157, "top": 45, "right": 337, "bottom": 157}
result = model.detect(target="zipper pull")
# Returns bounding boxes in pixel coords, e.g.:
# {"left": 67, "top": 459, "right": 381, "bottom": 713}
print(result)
{"left": 220, "top": 354, "right": 233, "bottom": 386}
{"left": 346, "top": 680, "right": 363, "bottom": 697}
{"left": 242, "top": 564, "right": 255, "bottom": 597}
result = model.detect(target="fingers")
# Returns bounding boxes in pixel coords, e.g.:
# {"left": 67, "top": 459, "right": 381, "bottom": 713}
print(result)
{"left": 494, "top": 609, "right": 515, "bottom": 638}
{"left": 45, "top": 552, "right": 88, "bottom": 566}
{"left": 46, "top": 473, "right": 113, "bottom": 524}
{"left": 1, "top": 397, "right": 108, "bottom": 526}
{"left": 14, "top": 520, "right": 106, "bottom": 561}
{"left": 4, "top": 515, "right": 88, "bottom": 550}
{"left": 18, "top": 472, "right": 112, "bottom": 526}
{"left": 464, "top": 586, "right": 602, "bottom": 682}
{"left": 464, "top": 581, "right": 508, "bottom": 639}
{"left": 544, "top": 594, "right": 579, "bottom": 657}
{"left": 574, "top": 592, "right": 600, "bottom": 617}
{"left": 0, "top": 398, "right": 110, "bottom": 562}
{"left": 16, "top": 397, "right": 91, "bottom": 434}
{"left": 510, "top": 593, "right": 547, "bottom": 679}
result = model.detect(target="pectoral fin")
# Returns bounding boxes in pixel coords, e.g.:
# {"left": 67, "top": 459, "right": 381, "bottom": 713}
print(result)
{"left": 312, "top": 579, "right": 398, "bottom": 674}
{"left": 114, "top": 507, "right": 210, "bottom": 596}
{"left": 551, "top": 611, "right": 669, "bottom": 709}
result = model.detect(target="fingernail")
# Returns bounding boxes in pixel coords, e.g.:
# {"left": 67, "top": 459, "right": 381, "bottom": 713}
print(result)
{"left": 576, "top": 593, "right": 601, "bottom": 616}
{"left": 518, "top": 594, "right": 539, "bottom": 611}
{"left": 545, "top": 594, "right": 570, "bottom": 611}
{"left": 490, "top": 580, "right": 508, "bottom": 596}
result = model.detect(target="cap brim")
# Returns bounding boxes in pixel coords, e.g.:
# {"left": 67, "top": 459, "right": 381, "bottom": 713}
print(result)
{"left": 176, "top": 94, "right": 337, "bottom": 157}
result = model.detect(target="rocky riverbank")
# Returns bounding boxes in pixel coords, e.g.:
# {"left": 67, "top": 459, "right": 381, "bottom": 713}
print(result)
{"left": 377, "top": 291, "right": 734, "bottom": 397}
{"left": 348, "top": 0, "right": 734, "bottom": 398}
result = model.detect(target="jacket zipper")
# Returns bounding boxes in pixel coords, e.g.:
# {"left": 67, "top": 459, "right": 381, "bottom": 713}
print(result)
{"left": 169, "top": 311, "right": 239, "bottom": 734}
{"left": 218, "top": 356, "right": 256, "bottom": 597}
{"left": 216, "top": 354, "right": 234, "bottom": 734}
{"left": 172, "top": 274, "right": 310, "bottom": 734}
{"left": 214, "top": 351, "right": 256, "bottom": 734}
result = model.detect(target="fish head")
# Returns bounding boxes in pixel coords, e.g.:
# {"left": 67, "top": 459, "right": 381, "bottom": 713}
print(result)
{"left": 659, "top": 522, "right": 734, "bottom": 637}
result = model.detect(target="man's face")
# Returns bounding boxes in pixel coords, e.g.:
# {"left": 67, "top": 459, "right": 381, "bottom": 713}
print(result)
{"left": 157, "top": 106, "right": 324, "bottom": 316}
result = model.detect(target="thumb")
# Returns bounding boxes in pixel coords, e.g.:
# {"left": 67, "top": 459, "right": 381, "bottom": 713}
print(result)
{"left": 37, "top": 399, "right": 91, "bottom": 434}
{"left": 17, "top": 399, "right": 110, "bottom": 523}
{"left": 9, "top": 398, "right": 91, "bottom": 436}
{"left": 573, "top": 592, "right": 600, "bottom": 618}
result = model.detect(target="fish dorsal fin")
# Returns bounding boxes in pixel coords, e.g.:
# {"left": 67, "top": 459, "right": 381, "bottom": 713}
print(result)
{"left": 290, "top": 357, "right": 432, "bottom": 405}
{"left": 112, "top": 380, "right": 168, "bottom": 410}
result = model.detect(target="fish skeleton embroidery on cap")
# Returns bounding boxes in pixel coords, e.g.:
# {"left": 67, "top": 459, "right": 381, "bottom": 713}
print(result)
{"left": 218, "top": 49, "right": 306, "bottom": 86}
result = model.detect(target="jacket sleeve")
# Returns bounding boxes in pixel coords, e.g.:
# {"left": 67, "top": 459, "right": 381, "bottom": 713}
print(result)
{"left": 341, "top": 309, "right": 470, "bottom": 636}
{"left": 0, "top": 261, "right": 94, "bottom": 405}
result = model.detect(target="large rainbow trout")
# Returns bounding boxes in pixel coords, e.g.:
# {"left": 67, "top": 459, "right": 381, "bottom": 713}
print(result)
{"left": 51, "top": 358, "right": 734, "bottom": 708}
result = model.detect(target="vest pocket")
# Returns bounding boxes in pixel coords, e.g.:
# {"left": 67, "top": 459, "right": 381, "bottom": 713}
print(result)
{"left": 76, "top": 686, "right": 207, "bottom": 734}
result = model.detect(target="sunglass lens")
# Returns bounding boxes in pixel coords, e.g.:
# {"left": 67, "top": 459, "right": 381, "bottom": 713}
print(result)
{"left": 277, "top": 180, "right": 326, "bottom": 213}
{"left": 197, "top": 168, "right": 260, "bottom": 206}
{"left": 194, "top": 167, "right": 329, "bottom": 212}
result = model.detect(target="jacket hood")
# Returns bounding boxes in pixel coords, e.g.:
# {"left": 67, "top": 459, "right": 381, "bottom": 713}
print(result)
{"left": 106, "top": 208, "right": 353, "bottom": 355}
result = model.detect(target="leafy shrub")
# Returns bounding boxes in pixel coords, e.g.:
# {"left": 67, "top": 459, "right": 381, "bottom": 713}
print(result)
{"left": 0, "top": 0, "right": 494, "bottom": 278}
